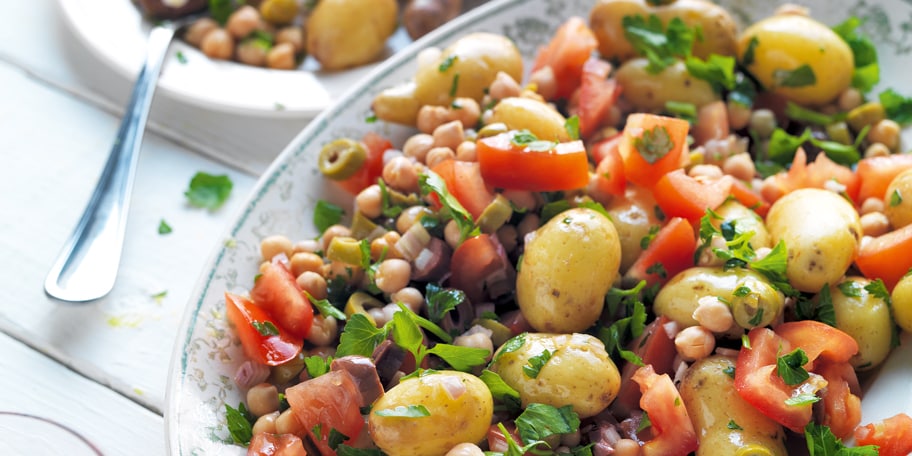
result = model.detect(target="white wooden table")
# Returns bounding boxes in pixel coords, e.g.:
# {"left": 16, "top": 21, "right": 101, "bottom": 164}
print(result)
{"left": 0, "top": 1, "right": 301, "bottom": 453}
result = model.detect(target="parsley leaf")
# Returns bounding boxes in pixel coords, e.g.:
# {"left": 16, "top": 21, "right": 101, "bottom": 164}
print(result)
{"left": 418, "top": 171, "right": 478, "bottom": 243}
{"left": 251, "top": 320, "right": 279, "bottom": 336}
{"left": 685, "top": 54, "right": 736, "bottom": 93}
{"left": 185, "top": 172, "right": 233, "bottom": 210}
{"left": 785, "top": 393, "right": 821, "bottom": 406}
{"left": 515, "top": 403, "right": 580, "bottom": 445}
{"left": 664, "top": 101, "right": 697, "bottom": 123}
{"left": 773, "top": 64, "right": 816, "bottom": 88}
{"left": 336, "top": 313, "right": 388, "bottom": 357}
{"left": 879, "top": 89, "right": 912, "bottom": 125}
{"left": 492, "top": 333, "right": 527, "bottom": 365}
{"left": 209, "top": 0, "right": 234, "bottom": 25}
{"left": 304, "top": 355, "right": 332, "bottom": 378}
{"left": 565, "top": 115, "right": 581, "bottom": 140}
{"left": 523, "top": 350, "right": 553, "bottom": 378}
{"left": 597, "top": 281, "right": 648, "bottom": 365}
{"left": 741, "top": 36, "right": 759, "bottom": 66}
{"left": 727, "top": 420, "right": 743, "bottom": 430}
{"left": 832, "top": 16, "right": 880, "bottom": 93}
{"left": 426, "top": 343, "right": 490, "bottom": 372}
{"left": 633, "top": 125, "right": 674, "bottom": 164}
{"left": 479, "top": 369, "right": 521, "bottom": 407}
{"left": 837, "top": 280, "right": 863, "bottom": 298}
{"left": 314, "top": 200, "right": 345, "bottom": 235}
{"left": 425, "top": 282, "right": 464, "bottom": 324}
{"left": 306, "top": 292, "right": 347, "bottom": 321}
{"left": 805, "top": 422, "right": 879, "bottom": 455}
{"left": 750, "top": 240, "right": 797, "bottom": 297}
{"left": 438, "top": 55, "right": 458, "bottom": 72}
{"left": 777, "top": 348, "right": 810, "bottom": 386}
{"left": 623, "top": 14, "right": 696, "bottom": 73}
{"left": 225, "top": 402, "right": 254, "bottom": 445}
{"left": 890, "top": 189, "right": 904, "bottom": 207}
{"left": 374, "top": 404, "right": 431, "bottom": 418}
{"left": 158, "top": 219, "right": 172, "bottom": 234}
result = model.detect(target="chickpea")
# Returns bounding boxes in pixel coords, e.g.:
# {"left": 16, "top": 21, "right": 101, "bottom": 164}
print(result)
{"left": 320, "top": 225, "right": 351, "bottom": 252}
{"left": 528, "top": 66, "right": 557, "bottom": 100}
{"left": 275, "top": 26, "right": 305, "bottom": 54}
{"left": 868, "top": 119, "right": 902, "bottom": 151}
{"left": 266, "top": 42, "right": 297, "bottom": 70}
{"left": 237, "top": 39, "right": 268, "bottom": 66}
{"left": 425, "top": 147, "right": 456, "bottom": 169}
{"left": 860, "top": 212, "right": 890, "bottom": 237}
{"left": 290, "top": 251, "right": 324, "bottom": 277}
{"left": 692, "top": 296, "right": 735, "bottom": 333}
{"left": 722, "top": 152, "right": 757, "bottom": 181}
{"left": 453, "top": 331, "right": 494, "bottom": 361}
{"left": 396, "top": 206, "right": 433, "bottom": 235}
{"left": 688, "top": 164, "right": 723, "bottom": 179}
{"left": 371, "top": 231, "right": 403, "bottom": 261}
{"left": 488, "top": 71, "right": 522, "bottom": 100}
{"left": 838, "top": 87, "right": 863, "bottom": 112}
{"left": 275, "top": 408, "right": 304, "bottom": 435}
{"left": 383, "top": 156, "right": 420, "bottom": 194}
{"left": 613, "top": 439, "right": 642, "bottom": 456}
{"left": 865, "top": 142, "right": 891, "bottom": 158}
{"left": 355, "top": 184, "right": 383, "bottom": 219}
{"left": 226, "top": 5, "right": 261, "bottom": 39}
{"left": 185, "top": 17, "right": 219, "bottom": 47}
{"left": 496, "top": 224, "right": 519, "bottom": 253}
{"left": 417, "top": 105, "right": 451, "bottom": 134}
{"left": 306, "top": 315, "right": 339, "bottom": 347}
{"left": 324, "top": 261, "right": 363, "bottom": 285}
{"left": 375, "top": 259, "right": 411, "bottom": 294}
{"left": 450, "top": 98, "right": 482, "bottom": 128}
{"left": 861, "top": 197, "right": 886, "bottom": 215}
{"left": 251, "top": 411, "right": 280, "bottom": 435}
{"left": 456, "top": 140, "right": 478, "bottom": 161}
{"left": 200, "top": 28, "right": 234, "bottom": 60}
{"left": 727, "top": 100, "right": 751, "bottom": 130}
{"left": 369, "top": 303, "right": 400, "bottom": 327}
{"left": 749, "top": 109, "right": 777, "bottom": 139}
{"left": 675, "top": 326, "right": 716, "bottom": 361}
{"left": 403, "top": 134, "right": 435, "bottom": 163}
{"left": 261, "top": 234, "right": 293, "bottom": 262}
{"left": 433, "top": 120, "right": 465, "bottom": 151}
{"left": 296, "top": 271, "right": 328, "bottom": 300}
{"left": 293, "top": 239, "right": 321, "bottom": 254}
{"left": 446, "top": 442, "right": 485, "bottom": 456}
{"left": 391, "top": 287, "right": 424, "bottom": 313}
{"left": 502, "top": 189, "right": 538, "bottom": 213}
{"left": 246, "top": 383, "right": 280, "bottom": 417}
{"left": 444, "top": 219, "right": 461, "bottom": 249}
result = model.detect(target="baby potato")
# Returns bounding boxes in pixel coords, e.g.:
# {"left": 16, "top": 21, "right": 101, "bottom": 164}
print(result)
{"left": 827, "top": 277, "right": 894, "bottom": 370}
{"left": 606, "top": 185, "right": 662, "bottom": 273}
{"left": 737, "top": 13, "right": 854, "bottom": 106}
{"left": 488, "top": 97, "right": 571, "bottom": 142}
{"left": 654, "top": 266, "right": 784, "bottom": 333}
{"left": 490, "top": 332, "right": 621, "bottom": 418}
{"left": 414, "top": 33, "right": 523, "bottom": 107}
{"left": 892, "top": 273, "right": 912, "bottom": 333}
{"left": 372, "top": 81, "right": 423, "bottom": 126}
{"left": 765, "top": 188, "right": 862, "bottom": 293}
{"left": 713, "top": 199, "right": 772, "bottom": 249}
{"left": 589, "top": 0, "right": 737, "bottom": 62}
{"left": 369, "top": 370, "right": 493, "bottom": 456}
{"left": 516, "top": 208, "right": 621, "bottom": 333}
{"left": 307, "top": 0, "right": 398, "bottom": 70}
{"left": 680, "top": 356, "right": 788, "bottom": 456}
{"left": 883, "top": 168, "right": 912, "bottom": 229}
{"left": 615, "top": 59, "right": 720, "bottom": 112}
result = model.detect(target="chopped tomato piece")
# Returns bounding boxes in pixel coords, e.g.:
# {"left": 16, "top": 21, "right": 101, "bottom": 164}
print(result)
{"left": 816, "top": 360, "right": 862, "bottom": 440}
{"left": 653, "top": 170, "right": 734, "bottom": 224}
{"left": 625, "top": 217, "right": 696, "bottom": 288}
{"left": 476, "top": 131, "right": 589, "bottom": 192}
{"left": 247, "top": 433, "right": 307, "bottom": 456}
{"left": 734, "top": 327, "right": 813, "bottom": 433}
{"left": 774, "top": 320, "right": 858, "bottom": 366}
{"left": 729, "top": 178, "right": 770, "bottom": 217}
{"left": 448, "top": 234, "right": 516, "bottom": 305}
{"left": 618, "top": 114, "right": 690, "bottom": 189}
{"left": 610, "top": 315, "right": 677, "bottom": 418}
{"left": 531, "top": 16, "right": 598, "bottom": 100}
{"left": 854, "top": 413, "right": 912, "bottom": 456}
{"left": 855, "top": 153, "right": 912, "bottom": 204}
{"left": 224, "top": 292, "right": 303, "bottom": 366}
{"left": 590, "top": 132, "right": 621, "bottom": 164}
{"left": 592, "top": 138, "right": 626, "bottom": 197}
{"left": 336, "top": 132, "right": 390, "bottom": 195}
{"left": 574, "top": 57, "right": 619, "bottom": 138}
{"left": 632, "top": 365, "right": 698, "bottom": 456}
{"left": 761, "top": 148, "right": 859, "bottom": 203}
{"left": 692, "top": 100, "right": 729, "bottom": 146}
{"left": 430, "top": 159, "right": 496, "bottom": 220}
{"left": 250, "top": 261, "right": 314, "bottom": 339}
{"left": 286, "top": 370, "right": 365, "bottom": 456}
{"left": 855, "top": 223, "right": 912, "bottom": 290}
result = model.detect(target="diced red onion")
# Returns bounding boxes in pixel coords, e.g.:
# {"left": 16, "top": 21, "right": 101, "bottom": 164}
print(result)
{"left": 395, "top": 222, "right": 431, "bottom": 261}
{"left": 234, "top": 360, "right": 270, "bottom": 389}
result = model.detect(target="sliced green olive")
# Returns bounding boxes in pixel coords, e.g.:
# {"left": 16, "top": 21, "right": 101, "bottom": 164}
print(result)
{"left": 345, "top": 291, "right": 384, "bottom": 326}
{"left": 476, "top": 194, "right": 513, "bottom": 234}
{"left": 269, "top": 350, "right": 306, "bottom": 385}
{"left": 350, "top": 211, "right": 386, "bottom": 240}
{"left": 826, "top": 121, "right": 853, "bottom": 146}
{"left": 471, "top": 318, "right": 513, "bottom": 346}
{"left": 326, "top": 236, "right": 364, "bottom": 265}
{"left": 319, "top": 138, "right": 367, "bottom": 180}
{"left": 846, "top": 102, "right": 885, "bottom": 133}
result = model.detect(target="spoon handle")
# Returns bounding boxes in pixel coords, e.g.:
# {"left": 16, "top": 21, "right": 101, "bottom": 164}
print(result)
{"left": 45, "top": 25, "right": 176, "bottom": 302}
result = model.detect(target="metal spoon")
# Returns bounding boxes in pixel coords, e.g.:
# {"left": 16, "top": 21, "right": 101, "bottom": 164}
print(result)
{"left": 44, "top": 22, "right": 182, "bottom": 302}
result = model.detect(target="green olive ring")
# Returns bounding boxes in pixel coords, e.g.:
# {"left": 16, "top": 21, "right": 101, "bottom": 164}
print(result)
{"left": 318, "top": 138, "right": 368, "bottom": 180}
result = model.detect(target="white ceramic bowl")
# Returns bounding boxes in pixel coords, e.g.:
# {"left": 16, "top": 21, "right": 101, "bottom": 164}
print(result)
{"left": 165, "top": 0, "right": 912, "bottom": 453}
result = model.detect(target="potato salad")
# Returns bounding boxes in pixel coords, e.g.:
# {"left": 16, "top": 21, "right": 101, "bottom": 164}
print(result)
{"left": 221, "top": 1, "right": 912, "bottom": 455}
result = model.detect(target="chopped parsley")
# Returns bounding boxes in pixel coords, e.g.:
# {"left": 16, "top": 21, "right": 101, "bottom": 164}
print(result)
{"left": 209, "top": 0, "right": 234, "bottom": 25}
{"left": 448, "top": 74, "right": 460, "bottom": 98}
{"left": 685, "top": 53, "right": 736, "bottom": 93}
{"left": 224, "top": 402, "right": 254, "bottom": 445}
{"left": 374, "top": 404, "right": 431, "bottom": 418}
{"left": 776, "top": 348, "right": 810, "bottom": 386}
{"left": 772, "top": 64, "right": 816, "bottom": 88}
{"left": 805, "top": 422, "right": 879, "bottom": 455}
{"left": 890, "top": 189, "right": 904, "bottom": 207}
{"left": 425, "top": 282, "right": 465, "bottom": 324}
{"left": 633, "top": 125, "right": 674, "bottom": 164}
{"left": 251, "top": 320, "right": 279, "bottom": 336}
{"left": 438, "top": 55, "right": 458, "bottom": 72}
{"left": 306, "top": 291, "right": 347, "bottom": 321}
{"left": 832, "top": 16, "right": 880, "bottom": 93}
{"left": 622, "top": 14, "right": 696, "bottom": 73}
{"left": 564, "top": 115, "right": 581, "bottom": 140}
{"left": 727, "top": 420, "right": 743, "bottom": 430}
{"left": 492, "top": 333, "right": 527, "bottom": 364}
{"left": 418, "top": 170, "right": 478, "bottom": 244}
{"left": 515, "top": 403, "right": 580, "bottom": 445}
{"left": 314, "top": 200, "right": 345, "bottom": 235}
{"left": 741, "top": 36, "right": 759, "bottom": 66}
{"left": 304, "top": 355, "right": 332, "bottom": 378}
{"left": 597, "top": 280, "right": 648, "bottom": 366}
{"left": 837, "top": 280, "right": 864, "bottom": 298}
{"left": 175, "top": 50, "right": 187, "bottom": 64}
{"left": 879, "top": 89, "right": 912, "bottom": 125}
{"left": 157, "top": 219, "right": 172, "bottom": 234}
{"left": 185, "top": 172, "right": 233, "bottom": 210}
{"left": 523, "top": 349, "right": 553, "bottom": 379}
{"left": 784, "top": 393, "right": 820, "bottom": 406}
{"left": 479, "top": 369, "right": 521, "bottom": 409}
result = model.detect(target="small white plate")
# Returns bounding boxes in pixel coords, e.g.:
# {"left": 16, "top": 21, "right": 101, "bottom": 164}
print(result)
{"left": 166, "top": 0, "right": 912, "bottom": 454}
{"left": 56, "top": 0, "right": 414, "bottom": 119}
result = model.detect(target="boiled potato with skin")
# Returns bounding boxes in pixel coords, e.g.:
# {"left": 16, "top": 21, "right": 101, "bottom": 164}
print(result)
{"left": 765, "top": 188, "right": 862, "bottom": 293}
{"left": 884, "top": 168, "right": 912, "bottom": 229}
{"left": 371, "top": 81, "right": 423, "bottom": 126}
{"left": 490, "top": 332, "right": 621, "bottom": 418}
{"left": 737, "top": 13, "right": 854, "bottom": 106}
{"left": 488, "top": 97, "right": 571, "bottom": 143}
{"left": 589, "top": 0, "right": 737, "bottom": 62}
{"left": 369, "top": 370, "right": 493, "bottom": 456}
{"left": 516, "top": 208, "right": 621, "bottom": 333}
{"left": 615, "top": 59, "right": 720, "bottom": 112}
{"left": 606, "top": 185, "right": 662, "bottom": 273}
{"left": 414, "top": 33, "right": 523, "bottom": 107}
{"left": 891, "top": 273, "right": 912, "bottom": 333}
{"left": 680, "top": 355, "right": 788, "bottom": 456}
{"left": 827, "top": 277, "right": 894, "bottom": 370}
{"left": 307, "top": 0, "right": 398, "bottom": 70}
{"left": 654, "top": 266, "right": 784, "bottom": 334}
